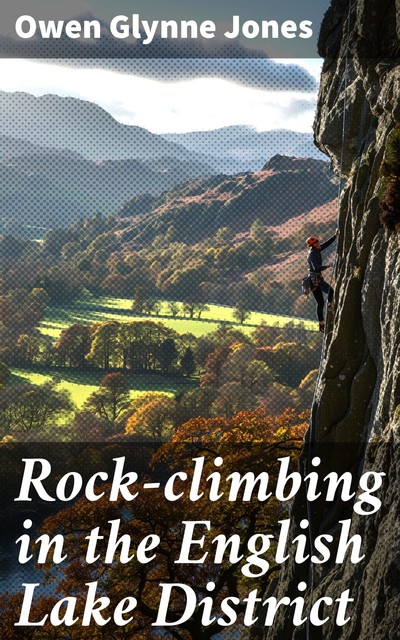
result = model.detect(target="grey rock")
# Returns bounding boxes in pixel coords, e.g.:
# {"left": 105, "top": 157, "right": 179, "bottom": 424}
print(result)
{"left": 263, "top": 2, "right": 400, "bottom": 639}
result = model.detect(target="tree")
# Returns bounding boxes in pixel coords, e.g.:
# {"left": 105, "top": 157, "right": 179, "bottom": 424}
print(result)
{"left": 232, "top": 304, "right": 251, "bottom": 324}
{"left": 15, "top": 408, "right": 307, "bottom": 640}
{"left": 152, "top": 300, "right": 162, "bottom": 316}
{"left": 261, "top": 382, "right": 298, "bottom": 416}
{"left": 28, "top": 287, "right": 50, "bottom": 310}
{"left": 0, "top": 362, "right": 10, "bottom": 387}
{"left": 101, "top": 273, "right": 130, "bottom": 297}
{"left": 218, "top": 344, "right": 274, "bottom": 394}
{"left": 161, "top": 264, "right": 209, "bottom": 300}
{"left": 0, "top": 288, "right": 48, "bottom": 345}
{"left": 143, "top": 299, "right": 161, "bottom": 316}
{"left": 15, "top": 333, "right": 41, "bottom": 365}
{"left": 243, "top": 360, "right": 274, "bottom": 393}
{"left": 55, "top": 324, "right": 92, "bottom": 368}
{"left": 195, "top": 302, "right": 209, "bottom": 319}
{"left": 16, "top": 332, "right": 54, "bottom": 366}
{"left": 200, "top": 346, "right": 231, "bottom": 388}
{"left": 132, "top": 286, "right": 148, "bottom": 315}
{"left": 87, "top": 322, "right": 120, "bottom": 370}
{"left": 251, "top": 321, "right": 281, "bottom": 347}
{"left": 121, "top": 321, "right": 180, "bottom": 373}
{"left": 180, "top": 346, "right": 196, "bottom": 377}
{"left": 215, "top": 226, "right": 235, "bottom": 246}
{"left": 86, "top": 231, "right": 120, "bottom": 256}
{"left": 167, "top": 301, "right": 180, "bottom": 317}
{"left": 212, "top": 381, "right": 252, "bottom": 418}
{"left": 0, "top": 382, "right": 74, "bottom": 433}
{"left": 40, "top": 265, "right": 86, "bottom": 304}
{"left": 194, "top": 326, "right": 248, "bottom": 369}
{"left": 260, "top": 341, "right": 314, "bottom": 388}
{"left": 249, "top": 217, "right": 266, "bottom": 242}
{"left": 182, "top": 300, "right": 196, "bottom": 318}
{"left": 125, "top": 394, "right": 180, "bottom": 439}
{"left": 179, "top": 386, "right": 217, "bottom": 419}
{"left": 83, "top": 373, "right": 130, "bottom": 425}
{"left": 158, "top": 338, "right": 178, "bottom": 373}
{"left": 73, "top": 411, "right": 109, "bottom": 440}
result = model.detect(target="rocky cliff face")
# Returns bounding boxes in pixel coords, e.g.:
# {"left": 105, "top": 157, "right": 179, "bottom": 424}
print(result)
{"left": 264, "top": 2, "right": 400, "bottom": 638}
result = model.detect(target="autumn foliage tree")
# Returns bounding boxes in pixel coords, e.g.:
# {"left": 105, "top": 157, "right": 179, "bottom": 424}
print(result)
{"left": 83, "top": 372, "right": 131, "bottom": 426}
{"left": 125, "top": 393, "right": 180, "bottom": 439}
{"left": 56, "top": 324, "right": 92, "bottom": 368}
{"left": 0, "top": 408, "right": 308, "bottom": 638}
{"left": 0, "top": 382, "right": 73, "bottom": 434}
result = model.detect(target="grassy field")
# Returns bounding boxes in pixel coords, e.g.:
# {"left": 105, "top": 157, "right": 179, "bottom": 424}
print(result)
{"left": 12, "top": 297, "right": 312, "bottom": 409}
{"left": 11, "top": 368, "right": 197, "bottom": 409}
{"left": 39, "top": 296, "right": 314, "bottom": 340}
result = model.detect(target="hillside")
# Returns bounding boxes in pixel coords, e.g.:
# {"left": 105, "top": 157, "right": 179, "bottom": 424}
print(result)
{"left": 0, "top": 152, "right": 338, "bottom": 320}
{"left": 62, "top": 154, "right": 336, "bottom": 319}
{"left": 118, "top": 155, "right": 337, "bottom": 245}
{"left": 0, "top": 137, "right": 212, "bottom": 227}
{"left": 0, "top": 92, "right": 331, "bottom": 228}
{"left": 0, "top": 92, "right": 206, "bottom": 163}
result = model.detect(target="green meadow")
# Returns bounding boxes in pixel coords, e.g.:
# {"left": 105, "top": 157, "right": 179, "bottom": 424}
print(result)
{"left": 39, "top": 296, "right": 314, "bottom": 340}
{"left": 11, "top": 296, "right": 313, "bottom": 410}
{"left": 11, "top": 368, "right": 197, "bottom": 409}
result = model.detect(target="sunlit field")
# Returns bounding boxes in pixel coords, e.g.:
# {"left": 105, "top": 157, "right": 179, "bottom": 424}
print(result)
{"left": 39, "top": 296, "right": 314, "bottom": 340}
{"left": 11, "top": 368, "right": 196, "bottom": 408}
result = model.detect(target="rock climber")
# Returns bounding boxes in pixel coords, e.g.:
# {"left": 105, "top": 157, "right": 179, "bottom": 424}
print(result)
{"left": 306, "top": 230, "right": 339, "bottom": 332}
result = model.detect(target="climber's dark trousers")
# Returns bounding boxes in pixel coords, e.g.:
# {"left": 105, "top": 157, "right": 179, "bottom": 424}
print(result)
{"left": 312, "top": 281, "right": 334, "bottom": 322}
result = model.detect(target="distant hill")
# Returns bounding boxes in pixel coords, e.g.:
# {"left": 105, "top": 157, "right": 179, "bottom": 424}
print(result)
{"left": 118, "top": 155, "right": 337, "bottom": 245}
{"left": 0, "top": 92, "right": 219, "bottom": 226}
{"left": 162, "top": 126, "right": 326, "bottom": 173}
{"left": 0, "top": 92, "right": 329, "bottom": 230}
{"left": 0, "top": 136, "right": 215, "bottom": 228}
{"left": 0, "top": 94, "right": 322, "bottom": 172}
{"left": 0, "top": 92, "right": 210, "bottom": 164}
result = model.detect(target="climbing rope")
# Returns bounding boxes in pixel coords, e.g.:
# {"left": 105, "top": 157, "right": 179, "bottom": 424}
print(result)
{"left": 305, "top": 2, "right": 353, "bottom": 639}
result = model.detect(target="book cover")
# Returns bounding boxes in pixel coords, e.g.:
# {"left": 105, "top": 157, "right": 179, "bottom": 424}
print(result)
{"left": 0, "top": 1, "right": 397, "bottom": 638}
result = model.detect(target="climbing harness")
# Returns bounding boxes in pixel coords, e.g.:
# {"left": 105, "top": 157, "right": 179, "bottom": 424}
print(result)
{"left": 301, "top": 275, "right": 312, "bottom": 295}
{"left": 301, "top": 273, "right": 321, "bottom": 295}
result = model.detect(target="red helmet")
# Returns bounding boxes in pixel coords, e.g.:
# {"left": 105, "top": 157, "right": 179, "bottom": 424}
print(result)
{"left": 306, "top": 236, "right": 319, "bottom": 247}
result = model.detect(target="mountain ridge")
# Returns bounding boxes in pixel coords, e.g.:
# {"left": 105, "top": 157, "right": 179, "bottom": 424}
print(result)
{"left": 162, "top": 125, "right": 326, "bottom": 173}
{"left": 0, "top": 89, "right": 333, "bottom": 229}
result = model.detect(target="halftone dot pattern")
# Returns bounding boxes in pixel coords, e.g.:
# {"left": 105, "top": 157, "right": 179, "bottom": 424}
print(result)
{"left": 57, "top": 58, "right": 317, "bottom": 91}
{"left": 0, "top": 57, "right": 323, "bottom": 231}
{"left": 1, "top": 5, "right": 327, "bottom": 60}
{"left": 0, "top": 65, "right": 336, "bottom": 457}
{"left": 0, "top": 53, "right": 341, "bottom": 596}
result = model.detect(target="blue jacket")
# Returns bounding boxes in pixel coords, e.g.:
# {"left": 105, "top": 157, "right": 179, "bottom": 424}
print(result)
{"left": 307, "top": 235, "right": 336, "bottom": 274}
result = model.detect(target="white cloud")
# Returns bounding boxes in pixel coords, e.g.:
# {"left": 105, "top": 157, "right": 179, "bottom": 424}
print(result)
{"left": 0, "top": 58, "right": 318, "bottom": 133}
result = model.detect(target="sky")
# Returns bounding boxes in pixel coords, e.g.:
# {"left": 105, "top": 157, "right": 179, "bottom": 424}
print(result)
{"left": 0, "top": 0, "right": 327, "bottom": 134}
{"left": 0, "top": 57, "right": 322, "bottom": 134}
